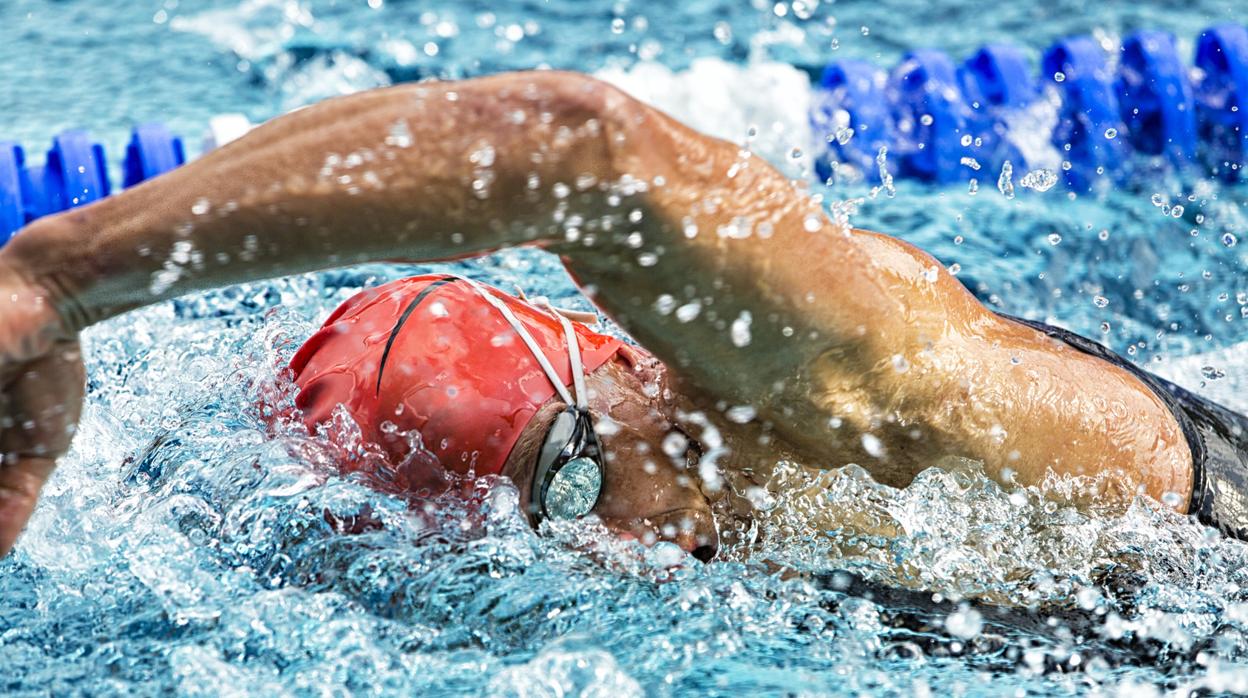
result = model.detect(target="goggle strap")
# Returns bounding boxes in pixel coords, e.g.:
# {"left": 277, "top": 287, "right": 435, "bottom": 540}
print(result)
{"left": 464, "top": 278, "right": 578, "bottom": 407}
{"left": 543, "top": 299, "right": 588, "bottom": 410}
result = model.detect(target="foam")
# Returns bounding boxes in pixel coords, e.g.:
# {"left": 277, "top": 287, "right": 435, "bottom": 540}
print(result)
{"left": 595, "top": 59, "right": 816, "bottom": 177}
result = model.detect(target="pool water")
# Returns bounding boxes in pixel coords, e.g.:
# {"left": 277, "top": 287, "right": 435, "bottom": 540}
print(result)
{"left": 4, "top": 0, "right": 1248, "bottom": 695}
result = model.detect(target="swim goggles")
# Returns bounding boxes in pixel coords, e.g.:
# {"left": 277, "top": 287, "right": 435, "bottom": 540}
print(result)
{"left": 467, "top": 281, "right": 605, "bottom": 522}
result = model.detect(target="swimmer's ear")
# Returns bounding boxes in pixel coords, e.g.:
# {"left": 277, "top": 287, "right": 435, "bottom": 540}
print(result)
{"left": 616, "top": 344, "right": 669, "bottom": 398}
{"left": 616, "top": 344, "right": 647, "bottom": 370}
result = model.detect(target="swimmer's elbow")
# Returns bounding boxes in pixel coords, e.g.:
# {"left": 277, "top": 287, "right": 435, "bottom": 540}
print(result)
{"left": 526, "top": 71, "right": 655, "bottom": 168}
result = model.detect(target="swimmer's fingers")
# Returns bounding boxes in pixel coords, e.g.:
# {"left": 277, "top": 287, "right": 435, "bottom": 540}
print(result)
{"left": 0, "top": 341, "right": 85, "bottom": 557}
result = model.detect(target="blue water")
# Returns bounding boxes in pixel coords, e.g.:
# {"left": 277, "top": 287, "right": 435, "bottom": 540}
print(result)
{"left": 4, "top": 0, "right": 1248, "bottom": 695}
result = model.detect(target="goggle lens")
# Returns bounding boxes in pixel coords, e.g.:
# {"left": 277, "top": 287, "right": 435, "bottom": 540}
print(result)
{"left": 543, "top": 455, "right": 602, "bottom": 520}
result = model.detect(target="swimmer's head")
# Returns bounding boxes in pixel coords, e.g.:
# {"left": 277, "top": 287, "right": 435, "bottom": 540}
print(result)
{"left": 290, "top": 275, "right": 718, "bottom": 561}
{"left": 502, "top": 346, "right": 718, "bottom": 562}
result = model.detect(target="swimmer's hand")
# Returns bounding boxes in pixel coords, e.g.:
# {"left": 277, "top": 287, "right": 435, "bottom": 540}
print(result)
{"left": 0, "top": 260, "right": 83, "bottom": 557}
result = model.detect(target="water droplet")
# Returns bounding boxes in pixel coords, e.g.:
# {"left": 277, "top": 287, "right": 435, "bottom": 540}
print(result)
{"left": 662, "top": 432, "right": 688, "bottom": 458}
{"left": 919, "top": 114, "right": 934, "bottom": 126}
{"left": 875, "top": 147, "right": 895, "bottom": 198}
{"left": 191, "top": 198, "right": 211, "bottom": 215}
{"left": 803, "top": 214, "right": 822, "bottom": 233}
{"left": 1093, "top": 295, "right": 1109, "bottom": 308}
{"left": 675, "top": 302, "right": 701, "bottom": 323}
{"left": 960, "top": 134, "right": 973, "bottom": 147}
{"left": 997, "top": 160, "right": 1015, "bottom": 199}
{"left": 731, "top": 311, "right": 752, "bottom": 347}
{"left": 945, "top": 604, "right": 983, "bottom": 638}
{"left": 1201, "top": 365, "right": 1226, "bottom": 380}
{"left": 725, "top": 405, "right": 756, "bottom": 424}
{"left": 1223, "top": 233, "right": 1238, "bottom": 248}
{"left": 1053, "top": 71, "right": 1066, "bottom": 83}
{"left": 1170, "top": 205, "right": 1184, "bottom": 218}
{"left": 1019, "top": 169, "right": 1058, "bottom": 192}
{"left": 891, "top": 354, "right": 910, "bottom": 373}
{"left": 653, "top": 294, "right": 676, "bottom": 315}
{"left": 1047, "top": 233, "right": 1062, "bottom": 245}
{"left": 1104, "top": 127, "right": 1118, "bottom": 139}
{"left": 861, "top": 433, "right": 885, "bottom": 458}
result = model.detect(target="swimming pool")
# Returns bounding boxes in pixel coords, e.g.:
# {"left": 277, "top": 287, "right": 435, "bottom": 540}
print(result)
{"left": 3, "top": 0, "right": 1248, "bottom": 695}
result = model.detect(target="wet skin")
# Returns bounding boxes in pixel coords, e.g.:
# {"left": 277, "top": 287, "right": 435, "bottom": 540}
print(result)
{"left": 0, "top": 70, "right": 1193, "bottom": 557}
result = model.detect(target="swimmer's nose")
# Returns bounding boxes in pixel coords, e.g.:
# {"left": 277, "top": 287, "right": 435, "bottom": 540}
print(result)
{"left": 649, "top": 508, "right": 719, "bottom": 563}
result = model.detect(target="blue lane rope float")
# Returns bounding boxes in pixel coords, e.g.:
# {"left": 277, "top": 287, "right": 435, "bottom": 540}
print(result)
{"left": 888, "top": 48, "right": 991, "bottom": 183}
{"left": 811, "top": 23, "right": 1248, "bottom": 188}
{"left": 810, "top": 59, "right": 893, "bottom": 183}
{"left": 1117, "top": 31, "right": 1198, "bottom": 166}
{"left": 0, "top": 143, "right": 26, "bottom": 246}
{"left": 1, "top": 25, "right": 1245, "bottom": 245}
{"left": 124, "top": 123, "right": 186, "bottom": 189}
{"left": 1041, "top": 35, "right": 1130, "bottom": 190}
{"left": 1195, "top": 24, "right": 1248, "bottom": 182}
{"left": 0, "top": 123, "right": 194, "bottom": 242}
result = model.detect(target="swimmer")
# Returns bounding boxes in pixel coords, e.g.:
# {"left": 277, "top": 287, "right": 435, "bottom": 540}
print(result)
{"left": 0, "top": 71, "right": 1243, "bottom": 560}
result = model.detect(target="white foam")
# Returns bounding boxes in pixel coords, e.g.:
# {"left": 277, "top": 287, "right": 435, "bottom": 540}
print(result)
{"left": 1153, "top": 341, "right": 1248, "bottom": 413}
{"left": 595, "top": 59, "right": 816, "bottom": 177}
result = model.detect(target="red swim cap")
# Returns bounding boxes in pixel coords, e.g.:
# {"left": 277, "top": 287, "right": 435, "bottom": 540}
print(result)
{"left": 289, "top": 275, "right": 623, "bottom": 488}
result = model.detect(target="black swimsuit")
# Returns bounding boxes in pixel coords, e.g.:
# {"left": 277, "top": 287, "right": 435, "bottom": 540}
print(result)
{"left": 1007, "top": 316, "right": 1248, "bottom": 539}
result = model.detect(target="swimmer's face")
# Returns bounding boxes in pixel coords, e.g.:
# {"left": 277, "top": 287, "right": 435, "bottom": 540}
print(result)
{"left": 503, "top": 346, "right": 719, "bottom": 562}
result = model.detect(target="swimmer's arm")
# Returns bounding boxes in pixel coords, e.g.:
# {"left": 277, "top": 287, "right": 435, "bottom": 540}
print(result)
{"left": 1, "top": 72, "right": 631, "bottom": 329}
{"left": 2, "top": 70, "right": 976, "bottom": 459}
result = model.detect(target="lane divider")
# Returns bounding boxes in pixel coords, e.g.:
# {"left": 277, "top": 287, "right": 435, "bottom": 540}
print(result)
{"left": 1, "top": 25, "right": 1244, "bottom": 245}
{"left": 811, "top": 24, "right": 1248, "bottom": 188}
{"left": 0, "top": 116, "right": 252, "bottom": 245}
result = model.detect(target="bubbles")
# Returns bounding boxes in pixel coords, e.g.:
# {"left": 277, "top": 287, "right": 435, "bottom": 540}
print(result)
{"left": 1104, "top": 127, "right": 1118, "bottom": 139}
